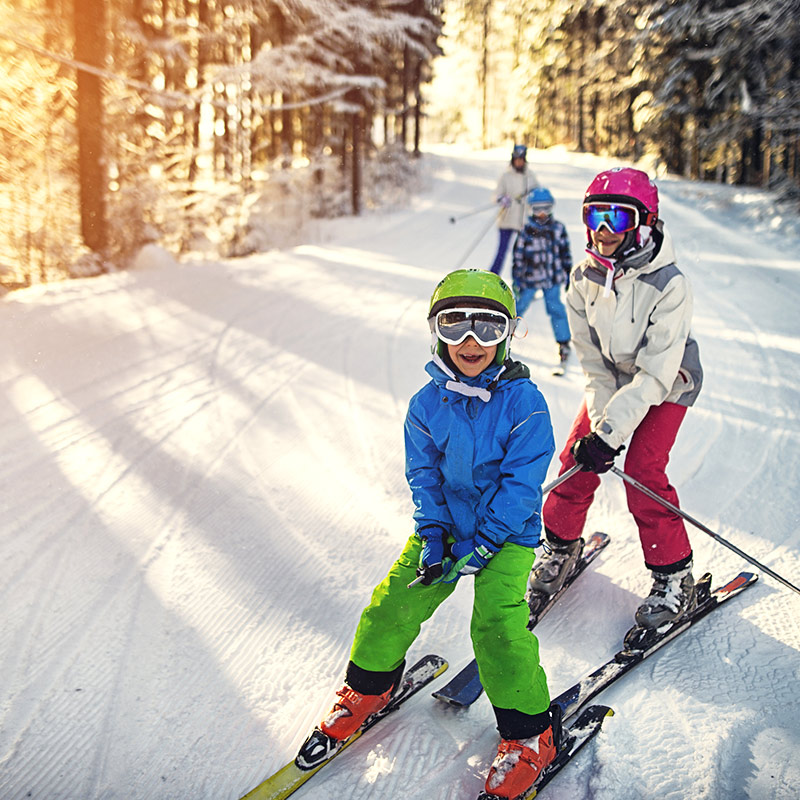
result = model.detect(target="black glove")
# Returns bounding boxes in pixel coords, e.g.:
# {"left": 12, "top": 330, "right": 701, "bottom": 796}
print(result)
{"left": 572, "top": 432, "right": 623, "bottom": 474}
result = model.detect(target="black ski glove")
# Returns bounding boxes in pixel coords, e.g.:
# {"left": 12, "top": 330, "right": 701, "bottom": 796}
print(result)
{"left": 572, "top": 432, "right": 623, "bottom": 474}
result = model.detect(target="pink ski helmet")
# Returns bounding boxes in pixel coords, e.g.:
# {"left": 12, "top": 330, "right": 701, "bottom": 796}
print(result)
{"left": 583, "top": 168, "right": 659, "bottom": 254}
{"left": 584, "top": 167, "right": 658, "bottom": 225}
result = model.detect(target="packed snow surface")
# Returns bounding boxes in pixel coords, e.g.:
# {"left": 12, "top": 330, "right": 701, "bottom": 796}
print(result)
{"left": 2, "top": 145, "right": 799, "bottom": 800}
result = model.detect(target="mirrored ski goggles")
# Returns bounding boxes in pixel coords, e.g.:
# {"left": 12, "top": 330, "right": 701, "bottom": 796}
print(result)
{"left": 432, "top": 307, "right": 512, "bottom": 347}
{"left": 583, "top": 202, "right": 640, "bottom": 234}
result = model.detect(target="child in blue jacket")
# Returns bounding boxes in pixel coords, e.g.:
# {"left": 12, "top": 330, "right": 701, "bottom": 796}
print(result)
{"left": 512, "top": 187, "right": 573, "bottom": 363}
{"left": 295, "top": 269, "right": 559, "bottom": 799}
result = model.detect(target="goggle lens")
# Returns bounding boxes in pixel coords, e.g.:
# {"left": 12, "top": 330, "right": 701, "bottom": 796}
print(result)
{"left": 434, "top": 308, "right": 511, "bottom": 347}
{"left": 583, "top": 203, "right": 640, "bottom": 233}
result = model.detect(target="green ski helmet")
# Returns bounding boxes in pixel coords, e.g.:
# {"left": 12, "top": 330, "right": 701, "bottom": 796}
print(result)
{"left": 428, "top": 269, "right": 517, "bottom": 364}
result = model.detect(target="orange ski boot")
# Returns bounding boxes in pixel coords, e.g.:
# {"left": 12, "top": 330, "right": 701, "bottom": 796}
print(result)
{"left": 484, "top": 725, "right": 557, "bottom": 798}
{"left": 319, "top": 683, "right": 395, "bottom": 740}
{"left": 295, "top": 683, "right": 395, "bottom": 769}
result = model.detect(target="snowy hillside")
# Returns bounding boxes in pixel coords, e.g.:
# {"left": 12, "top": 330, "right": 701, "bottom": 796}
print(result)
{"left": 1, "top": 146, "right": 799, "bottom": 800}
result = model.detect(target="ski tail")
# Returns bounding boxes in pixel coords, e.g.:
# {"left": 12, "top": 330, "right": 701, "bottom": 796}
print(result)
{"left": 431, "top": 658, "right": 481, "bottom": 706}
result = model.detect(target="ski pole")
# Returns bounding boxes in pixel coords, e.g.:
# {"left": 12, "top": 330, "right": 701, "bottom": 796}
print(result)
{"left": 611, "top": 466, "right": 800, "bottom": 597}
{"left": 449, "top": 202, "right": 498, "bottom": 224}
{"left": 408, "top": 464, "right": 581, "bottom": 588}
{"left": 449, "top": 189, "right": 531, "bottom": 224}
{"left": 543, "top": 463, "right": 582, "bottom": 494}
{"left": 453, "top": 210, "right": 502, "bottom": 269}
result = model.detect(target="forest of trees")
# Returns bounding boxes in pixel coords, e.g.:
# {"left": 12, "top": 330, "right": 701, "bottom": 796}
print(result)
{"left": 440, "top": 0, "right": 800, "bottom": 192}
{"left": 1, "top": 0, "right": 799, "bottom": 289}
{"left": 1, "top": 0, "right": 444, "bottom": 286}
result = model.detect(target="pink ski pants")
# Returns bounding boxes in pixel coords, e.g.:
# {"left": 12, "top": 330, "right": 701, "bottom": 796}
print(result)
{"left": 543, "top": 400, "right": 692, "bottom": 569}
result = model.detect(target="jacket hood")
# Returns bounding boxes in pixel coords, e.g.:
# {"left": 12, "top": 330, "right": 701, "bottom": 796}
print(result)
{"left": 645, "top": 224, "right": 676, "bottom": 271}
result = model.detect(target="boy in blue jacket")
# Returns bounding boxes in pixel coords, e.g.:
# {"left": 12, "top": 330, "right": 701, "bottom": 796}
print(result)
{"left": 296, "top": 269, "right": 559, "bottom": 798}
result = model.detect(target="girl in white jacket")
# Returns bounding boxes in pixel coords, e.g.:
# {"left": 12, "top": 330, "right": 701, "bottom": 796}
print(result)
{"left": 531, "top": 167, "right": 704, "bottom": 631}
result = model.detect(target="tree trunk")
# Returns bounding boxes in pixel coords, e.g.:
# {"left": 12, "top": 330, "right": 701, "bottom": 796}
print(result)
{"left": 351, "top": 111, "right": 363, "bottom": 215}
{"left": 188, "top": 0, "right": 212, "bottom": 182}
{"left": 413, "top": 58, "right": 422, "bottom": 156}
{"left": 73, "top": 0, "right": 107, "bottom": 255}
{"left": 401, "top": 44, "right": 411, "bottom": 150}
{"left": 480, "top": 1, "right": 490, "bottom": 149}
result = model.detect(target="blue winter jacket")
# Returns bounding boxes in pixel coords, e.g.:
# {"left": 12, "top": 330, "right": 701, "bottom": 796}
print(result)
{"left": 404, "top": 357, "right": 555, "bottom": 549}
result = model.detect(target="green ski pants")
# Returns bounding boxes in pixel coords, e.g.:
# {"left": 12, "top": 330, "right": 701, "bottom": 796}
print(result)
{"left": 350, "top": 535, "right": 550, "bottom": 715}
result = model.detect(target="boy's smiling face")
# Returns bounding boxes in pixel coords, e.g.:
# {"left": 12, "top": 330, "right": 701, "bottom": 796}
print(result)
{"left": 447, "top": 338, "right": 497, "bottom": 377}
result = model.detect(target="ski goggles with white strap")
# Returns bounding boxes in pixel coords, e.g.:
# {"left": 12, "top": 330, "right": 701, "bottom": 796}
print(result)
{"left": 582, "top": 202, "right": 641, "bottom": 234}
{"left": 431, "top": 307, "right": 513, "bottom": 347}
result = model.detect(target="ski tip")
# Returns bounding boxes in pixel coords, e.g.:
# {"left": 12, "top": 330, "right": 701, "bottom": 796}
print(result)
{"left": 722, "top": 571, "right": 759, "bottom": 591}
{"left": 574, "top": 703, "right": 614, "bottom": 724}
{"left": 434, "top": 656, "right": 450, "bottom": 674}
{"left": 413, "top": 654, "right": 449, "bottom": 680}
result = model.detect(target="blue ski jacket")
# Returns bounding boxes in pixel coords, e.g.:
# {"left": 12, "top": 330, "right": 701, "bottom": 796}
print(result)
{"left": 404, "top": 357, "right": 555, "bottom": 549}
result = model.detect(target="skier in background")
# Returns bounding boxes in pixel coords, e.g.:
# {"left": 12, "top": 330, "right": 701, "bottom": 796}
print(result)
{"left": 489, "top": 144, "right": 538, "bottom": 277}
{"left": 296, "top": 269, "right": 560, "bottom": 798}
{"left": 531, "top": 168, "right": 704, "bottom": 632}
{"left": 511, "top": 187, "right": 573, "bottom": 365}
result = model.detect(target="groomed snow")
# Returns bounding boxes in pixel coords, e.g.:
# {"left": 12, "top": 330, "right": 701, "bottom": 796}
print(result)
{"left": 1, "top": 145, "right": 799, "bottom": 800}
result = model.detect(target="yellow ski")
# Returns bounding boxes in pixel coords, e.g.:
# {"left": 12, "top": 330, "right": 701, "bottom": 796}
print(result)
{"left": 239, "top": 654, "right": 448, "bottom": 800}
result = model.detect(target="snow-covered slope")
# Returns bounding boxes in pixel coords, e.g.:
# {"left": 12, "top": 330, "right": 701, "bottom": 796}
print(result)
{"left": 1, "top": 146, "right": 799, "bottom": 800}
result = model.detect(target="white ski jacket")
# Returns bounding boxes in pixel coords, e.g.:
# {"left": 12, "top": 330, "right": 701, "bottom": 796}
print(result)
{"left": 567, "top": 225, "right": 703, "bottom": 450}
{"left": 494, "top": 167, "right": 539, "bottom": 231}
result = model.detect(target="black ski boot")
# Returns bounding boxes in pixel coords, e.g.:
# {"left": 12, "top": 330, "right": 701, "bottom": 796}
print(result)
{"left": 529, "top": 534, "right": 584, "bottom": 596}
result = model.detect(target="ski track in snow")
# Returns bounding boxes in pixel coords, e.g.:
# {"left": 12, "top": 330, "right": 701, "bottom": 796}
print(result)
{"left": 1, "top": 146, "right": 800, "bottom": 800}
